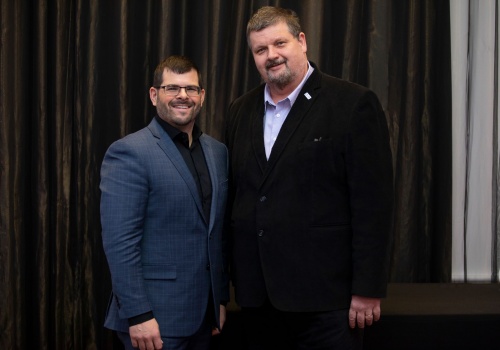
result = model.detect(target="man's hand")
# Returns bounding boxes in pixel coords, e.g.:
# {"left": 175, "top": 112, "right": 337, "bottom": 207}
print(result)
{"left": 348, "top": 295, "right": 382, "bottom": 329}
{"left": 212, "top": 304, "right": 227, "bottom": 335}
{"left": 129, "top": 318, "right": 163, "bottom": 350}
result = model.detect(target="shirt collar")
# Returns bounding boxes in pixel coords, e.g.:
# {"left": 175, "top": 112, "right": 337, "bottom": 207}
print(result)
{"left": 264, "top": 62, "right": 315, "bottom": 107}
{"left": 154, "top": 115, "right": 202, "bottom": 143}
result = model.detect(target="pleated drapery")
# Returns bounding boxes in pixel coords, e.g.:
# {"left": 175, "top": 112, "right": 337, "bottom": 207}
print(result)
{"left": 1, "top": 0, "right": 453, "bottom": 348}
{"left": 450, "top": 0, "right": 500, "bottom": 282}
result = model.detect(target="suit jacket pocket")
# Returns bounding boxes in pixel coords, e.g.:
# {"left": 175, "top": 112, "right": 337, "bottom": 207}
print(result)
{"left": 142, "top": 264, "right": 176, "bottom": 280}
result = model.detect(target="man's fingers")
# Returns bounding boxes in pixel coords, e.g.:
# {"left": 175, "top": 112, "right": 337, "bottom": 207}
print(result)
{"left": 356, "top": 311, "right": 366, "bottom": 328}
{"left": 131, "top": 335, "right": 163, "bottom": 350}
{"left": 153, "top": 338, "right": 164, "bottom": 349}
{"left": 348, "top": 309, "right": 357, "bottom": 329}
{"left": 365, "top": 312, "right": 373, "bottom": 326}
{"left": 349, "top": 308, "right": 380, "bottom": 328}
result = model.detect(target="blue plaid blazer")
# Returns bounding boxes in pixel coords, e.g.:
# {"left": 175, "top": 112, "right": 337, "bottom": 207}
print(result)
{"left": 100, "top": 118, "right": 229, "bottom": 337}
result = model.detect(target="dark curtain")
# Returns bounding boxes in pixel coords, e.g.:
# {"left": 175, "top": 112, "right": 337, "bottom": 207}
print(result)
{"left": 0, "top": 0, "right": 451, "bottom": 348}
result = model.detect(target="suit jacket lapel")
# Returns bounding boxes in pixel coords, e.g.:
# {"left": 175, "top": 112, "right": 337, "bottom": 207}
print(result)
{"left": 199, "top": 135, "right": 217, "bottom": 230}
{"left": 148, "top": 119, "right": 205, "bottom": 221}
{"left": 263, "top": 68, "right": 322, "bottom": 179}
{"left": 250, "top": 89, "right": 268, "bottom": 174}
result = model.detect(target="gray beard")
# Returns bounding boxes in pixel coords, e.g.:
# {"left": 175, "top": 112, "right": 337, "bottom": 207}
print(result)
{"left": 267, "top": 65, "right": 296, "bottom": 90}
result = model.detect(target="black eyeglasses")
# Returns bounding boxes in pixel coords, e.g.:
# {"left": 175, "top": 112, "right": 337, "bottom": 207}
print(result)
{"left": 156, "top": 85, "right": 202, "bottom": 97}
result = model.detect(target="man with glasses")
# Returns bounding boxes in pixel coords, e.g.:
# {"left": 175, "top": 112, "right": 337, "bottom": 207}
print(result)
{"left": 100, "top": 55, "right": 229, "bottom": 350}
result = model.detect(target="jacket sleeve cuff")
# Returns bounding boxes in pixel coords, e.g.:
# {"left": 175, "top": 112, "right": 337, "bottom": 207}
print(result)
{"left": 128, "top": 311, "right": 154, "bottom": 326}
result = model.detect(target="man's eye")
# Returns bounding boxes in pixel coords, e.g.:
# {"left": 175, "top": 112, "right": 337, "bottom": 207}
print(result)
{"left": 186, "top": 87, "right": 198, "bottom": 93}
{"left": 166, "top": 86, "right": 179, "bottom": 92}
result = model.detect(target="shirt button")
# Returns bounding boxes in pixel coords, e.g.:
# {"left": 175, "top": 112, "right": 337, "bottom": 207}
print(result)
{"left": 260, "top": 196, "right": 267, "bottom": 202}
{"left": 258, "top": 230, "right": 264, "bottom": 237}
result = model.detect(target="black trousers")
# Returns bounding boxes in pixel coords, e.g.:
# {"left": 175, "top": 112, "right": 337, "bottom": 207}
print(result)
{"left": 241, "top": 299, "right": 363, "bottom": 350}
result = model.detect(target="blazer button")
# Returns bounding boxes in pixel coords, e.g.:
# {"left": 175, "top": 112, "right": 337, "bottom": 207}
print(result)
{"left": 258, "top": 230, "right": 264, "bottom": 237}
{"left": 259, "top": 196, "right": 267, "bottom": 202}
{"left": 206, "top": 264, "right": 211, "bottom": 270}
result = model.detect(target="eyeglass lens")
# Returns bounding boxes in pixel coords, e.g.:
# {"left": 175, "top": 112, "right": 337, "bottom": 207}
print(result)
{"left": 162, "top": 85, "right": 200, "bottom": 96}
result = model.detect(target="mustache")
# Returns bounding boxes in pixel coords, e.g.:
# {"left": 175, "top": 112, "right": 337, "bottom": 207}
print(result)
{"left": 170, "top": 100, "right": 194, "bottom": 107}
{"left": 266, "top": 59, "right": 286, "bottom": 69}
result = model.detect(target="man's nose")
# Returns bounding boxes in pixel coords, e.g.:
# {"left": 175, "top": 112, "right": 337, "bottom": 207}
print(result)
{"left": 267, "top": 46, "right": 279, "bottom": 59}
{"left": 176, "top": 87, "right": 189, "bottom": 97}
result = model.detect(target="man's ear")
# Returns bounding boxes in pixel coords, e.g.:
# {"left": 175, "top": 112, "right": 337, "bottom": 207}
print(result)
{"left": 149, "top": 87, "right": 158, "bottom": 106}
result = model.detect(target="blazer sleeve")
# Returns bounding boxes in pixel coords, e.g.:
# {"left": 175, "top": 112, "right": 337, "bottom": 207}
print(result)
{"left": 100, "top": 137, "right": 152, "bottom": 319}
{"left": 347, "top": 90, "right": 394, "bottom": 297}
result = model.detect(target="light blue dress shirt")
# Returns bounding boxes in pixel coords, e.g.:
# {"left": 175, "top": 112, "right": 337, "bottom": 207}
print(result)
{"left": 263, "top": 63, "right": 314, "bottom": 159}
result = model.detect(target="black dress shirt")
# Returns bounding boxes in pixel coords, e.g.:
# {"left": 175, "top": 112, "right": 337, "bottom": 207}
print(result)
{"left": 154, "top": 115, "right": 213, "bottom": 223}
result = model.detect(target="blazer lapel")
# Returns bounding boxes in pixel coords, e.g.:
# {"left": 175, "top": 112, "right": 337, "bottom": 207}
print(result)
{"left": 250, "top": 89, "right": 268, "bottom": 174}
{"left": 199, "top": 136, "right": 219, "bottom": 230}
{"left": 148, "top": 119, "right": 205, "bottom": 220}
{"left": 264, "top": 68, "right": 322, "bottom": 178}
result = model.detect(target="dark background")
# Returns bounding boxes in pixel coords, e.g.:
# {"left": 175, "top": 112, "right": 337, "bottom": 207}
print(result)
{"left": 0, "top": 0, "right": 452, "bottom": 348}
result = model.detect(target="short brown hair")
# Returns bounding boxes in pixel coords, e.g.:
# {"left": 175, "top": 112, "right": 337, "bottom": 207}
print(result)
{"left": 246, "top": 6, "right": 302, "bottom": 47}
{"left": 153, "top": 55, "right": 203, "bottom": 88}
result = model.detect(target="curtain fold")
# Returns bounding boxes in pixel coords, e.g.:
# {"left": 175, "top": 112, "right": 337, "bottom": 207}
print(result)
{"left": 451, "top": 0, "right": 499, "bottom": 282}
{"left": 1, "top": 1, "right": 33, "bottom": 348}
{"left": 0, "top": 0, "right": 452, "bottom": 348}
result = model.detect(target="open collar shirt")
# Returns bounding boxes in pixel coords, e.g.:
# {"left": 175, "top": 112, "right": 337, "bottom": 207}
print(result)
{"left": 263, "top": 62, "right": 314, "bottom": 159}
{"left": 155, "top": 115, "right": 212, "bottom": 222}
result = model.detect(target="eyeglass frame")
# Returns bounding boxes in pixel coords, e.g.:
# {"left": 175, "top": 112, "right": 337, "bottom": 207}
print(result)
{"left": 155, "top": 84, "right": 202, "bottom": 97}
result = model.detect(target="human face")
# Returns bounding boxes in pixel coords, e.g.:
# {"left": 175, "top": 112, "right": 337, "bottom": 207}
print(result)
{"left": 248, "top": 21, "right": 308, "bottom": 91}
{"left": 149, "top": 69, "right": 205, "bottom": 133}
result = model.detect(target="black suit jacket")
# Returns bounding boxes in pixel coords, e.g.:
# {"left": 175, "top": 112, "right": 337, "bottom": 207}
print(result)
{"left": 225, "top": 63, "right": 393, "bottom": 312}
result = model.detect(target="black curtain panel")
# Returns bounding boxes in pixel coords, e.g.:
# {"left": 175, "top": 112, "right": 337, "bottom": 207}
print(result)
{"left": 0, "top": 0, "right": 451, "bottom": 348}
